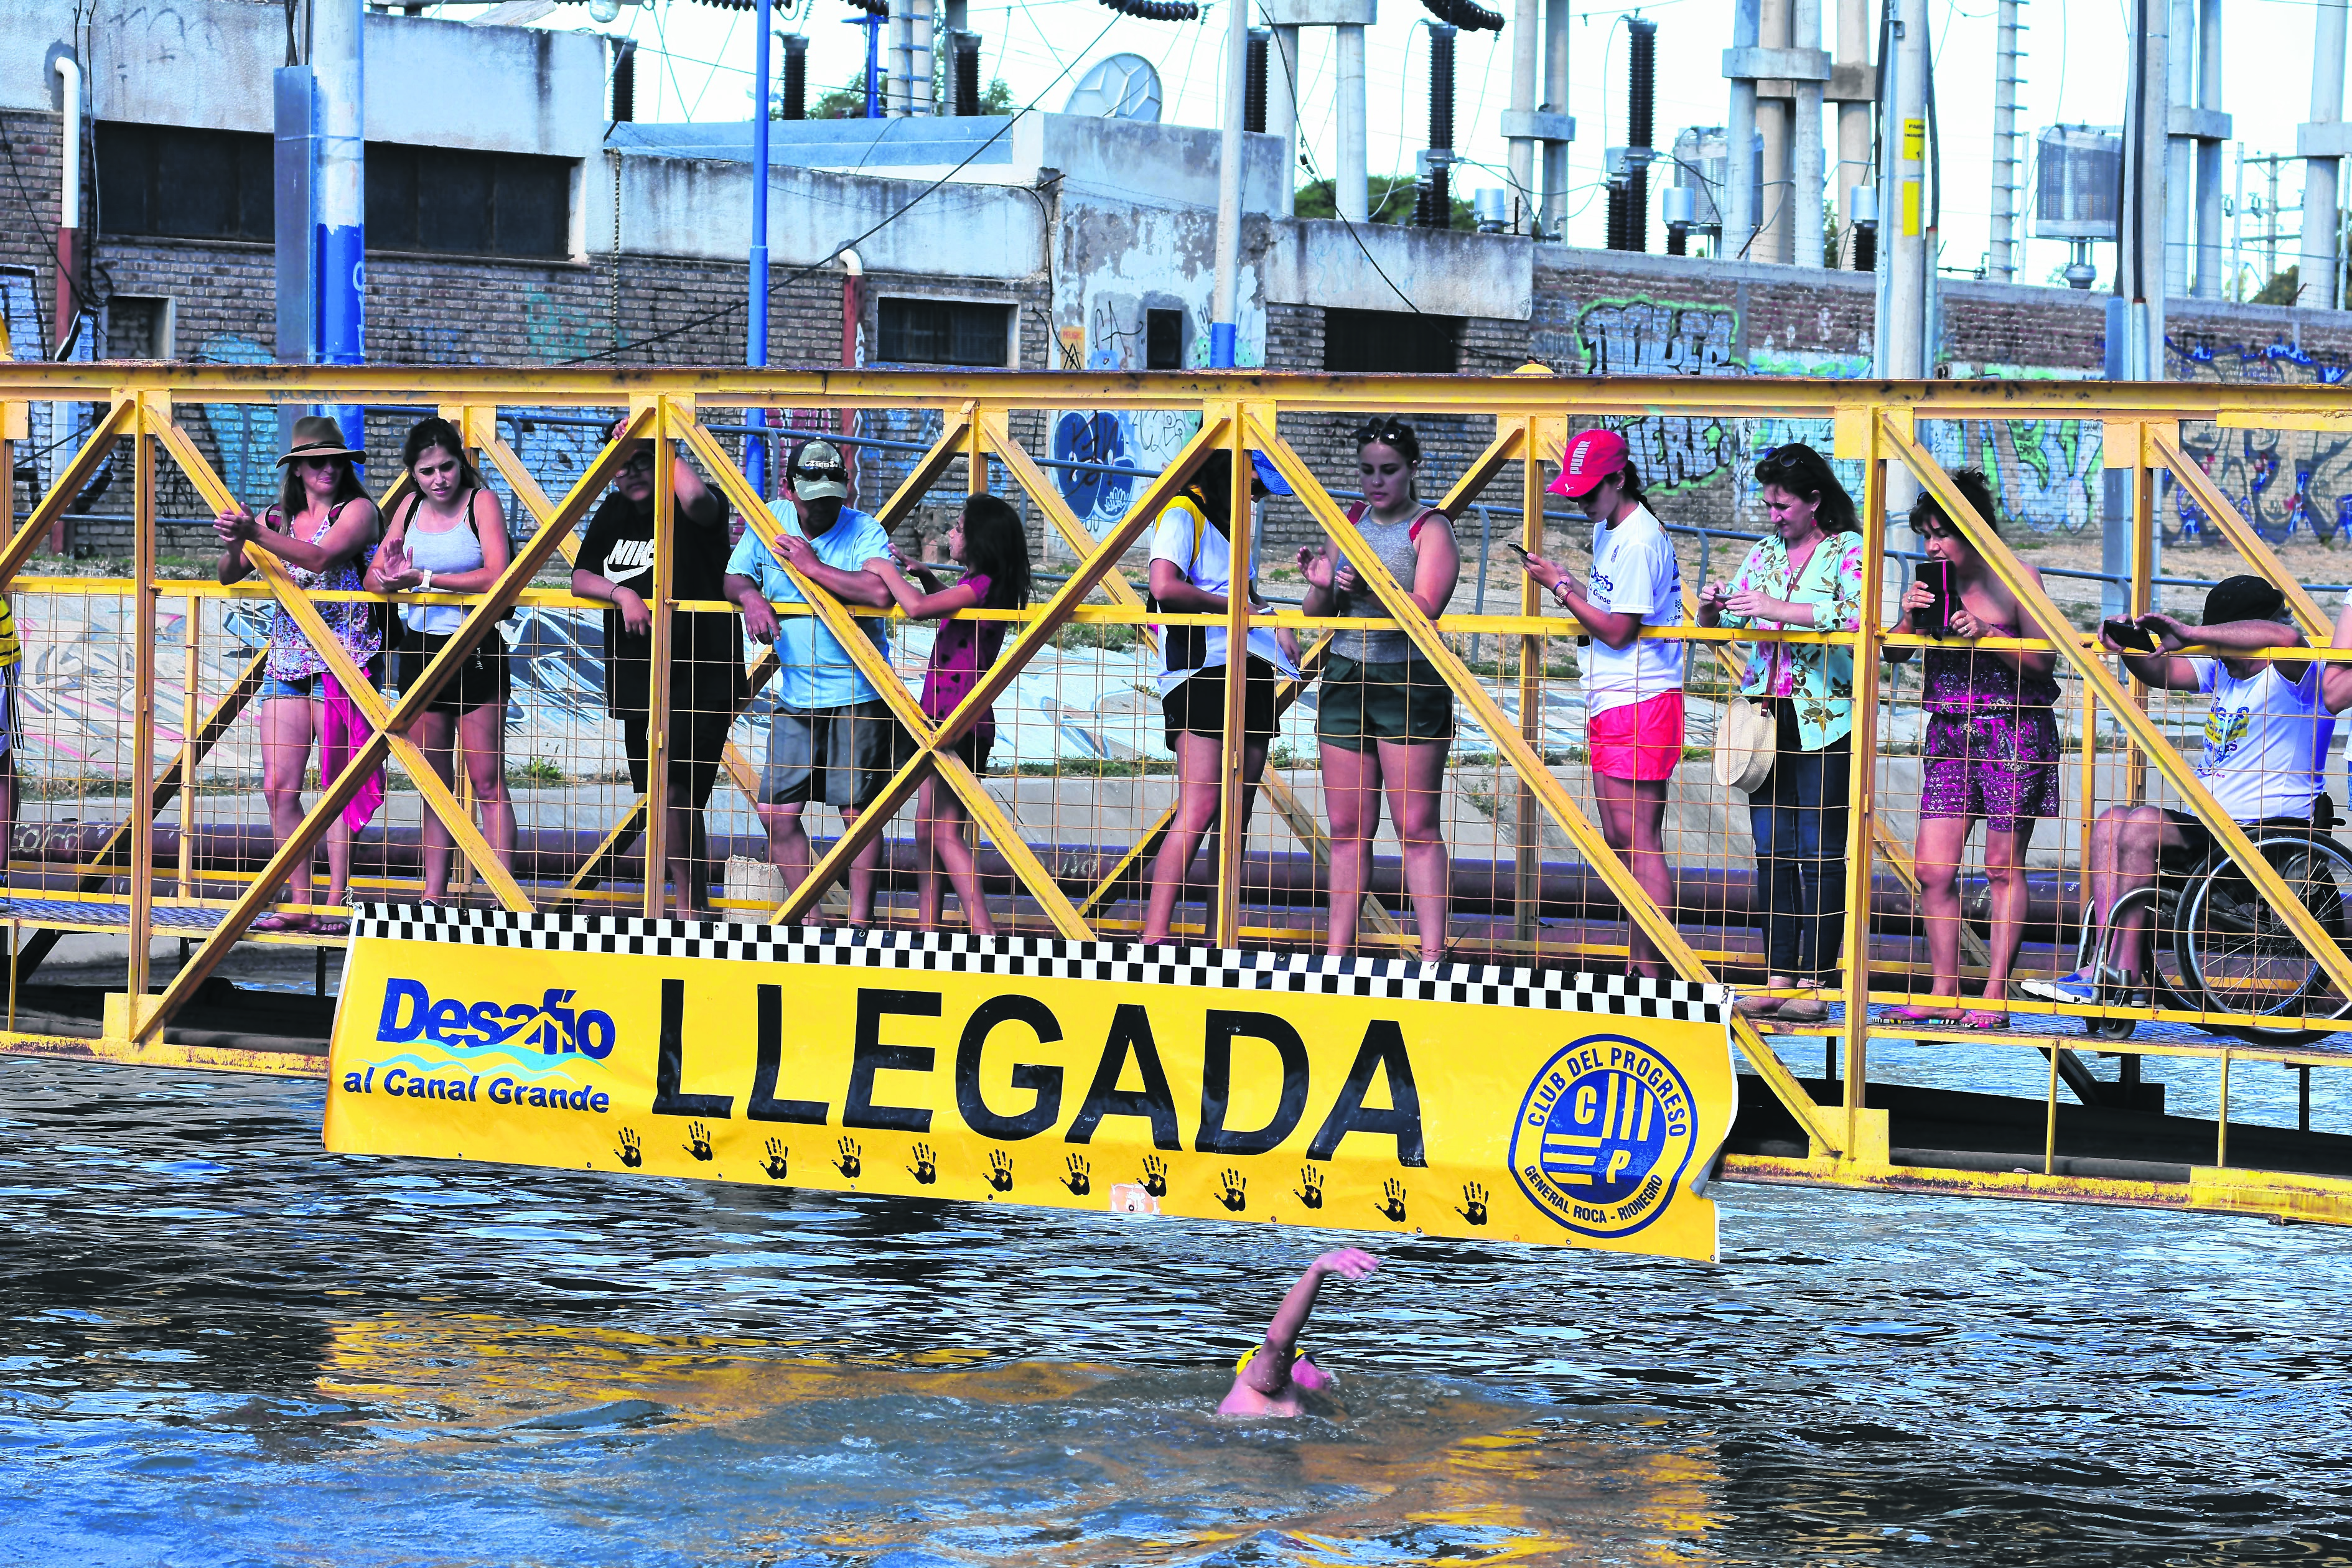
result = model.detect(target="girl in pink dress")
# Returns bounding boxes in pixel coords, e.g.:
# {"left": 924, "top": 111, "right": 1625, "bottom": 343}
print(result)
{"left": 879, "top": 495, "right": 1030, "bottom": 934}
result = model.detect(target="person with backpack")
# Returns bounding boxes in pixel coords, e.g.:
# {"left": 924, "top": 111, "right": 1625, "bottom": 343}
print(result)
{"left": 1296, "top": 418, "right": 1462, "bottom": 961}
{"left": 365, "top": 418, "right": 515, "bottom": 905}
{"left": 1139, "top": 449, "right": 1302, "bottom": 948}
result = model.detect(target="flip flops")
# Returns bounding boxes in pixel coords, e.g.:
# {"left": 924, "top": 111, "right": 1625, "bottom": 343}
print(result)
{"left": 1888, "top": 1002, "right": 2007, "bottom": 1030}
{"left": 248, "top": 912, "right": 311, "bottom": 933}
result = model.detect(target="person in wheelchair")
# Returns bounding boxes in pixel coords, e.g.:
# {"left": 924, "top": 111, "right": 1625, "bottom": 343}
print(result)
{"left": 2023, "top": 575, "right": 2335, "bottom": 1010}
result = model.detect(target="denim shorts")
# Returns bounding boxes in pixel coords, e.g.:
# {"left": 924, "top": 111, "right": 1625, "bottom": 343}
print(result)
{"left": 259, "top": 673, "right": 319, "bottom": 703}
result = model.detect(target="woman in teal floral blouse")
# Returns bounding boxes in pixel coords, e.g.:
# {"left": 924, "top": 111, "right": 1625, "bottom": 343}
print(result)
{"left": 1696, "top": 443, "right": 1865, "bottom": 1024}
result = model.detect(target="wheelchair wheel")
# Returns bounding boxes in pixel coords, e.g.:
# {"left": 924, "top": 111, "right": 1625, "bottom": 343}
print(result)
{"left": 2175, "top": 834, "right": 2352, "bottom": 1046}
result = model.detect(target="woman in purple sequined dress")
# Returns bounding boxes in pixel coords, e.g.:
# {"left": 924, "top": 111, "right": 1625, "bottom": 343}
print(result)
{"left": 1885, "top": 470, "right": 2060, "bottom": 1029}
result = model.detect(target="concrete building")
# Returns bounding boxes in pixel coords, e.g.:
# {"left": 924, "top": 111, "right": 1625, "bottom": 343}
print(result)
{"left": 8, "top": 0, "right": 2352, "bottom": 558}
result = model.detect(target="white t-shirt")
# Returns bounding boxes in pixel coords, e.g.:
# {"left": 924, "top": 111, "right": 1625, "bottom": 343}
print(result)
{"left": 2193, "top": 656, "right": 2336, "bottom": 823}
{"left": 1149, "top": 497, "right": 1302, "bottom": 696}
{"left": 1583, "top": 503, "right": 1686, "bottom": 716}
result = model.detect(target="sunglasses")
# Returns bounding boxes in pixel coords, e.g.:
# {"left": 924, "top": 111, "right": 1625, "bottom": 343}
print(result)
{"left": 617, "top": 453, "right": 656, "bottom": 477}
{"left": 1353, "top": 419, "right": 1415, "bottom": 448}
{"left": 793, "top": 466, "right": 850, "bottom": 485}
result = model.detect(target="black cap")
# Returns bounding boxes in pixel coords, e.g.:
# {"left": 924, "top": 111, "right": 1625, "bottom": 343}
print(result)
{"left": 2203, "top": 574, "right": 2287, "bottom": 626}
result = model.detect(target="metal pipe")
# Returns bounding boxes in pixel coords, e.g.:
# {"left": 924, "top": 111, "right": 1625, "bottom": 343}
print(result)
{"left": 1541, "top": 0, "right": 1570, "bottom": 235}
{"left": 1421, "top": 24, "right": 1457, "bottom": 229}
{"left": 2193, "top": 0, "right": 2223, "bottom": 298}
{"left": 1245, "top": 28, "right": 1268, "bottom": 134}
{"left": 314, "top": 0, "right": 367, "bottom": 444}
{"left": 2165, "top": 0, "right": 2195, "bottom": 299}
{"left": 1337, "top": 23, "right": 1369, "bottom": 223}
{"left": 1267, "top": 24, "right": 1299, "bottom": 218}
{"left": 1508, "top": 0, "right": 1539, "bottom": 233}
{"left": 1209, "top": 0, "right": 1247, "bottom": 368}
{"left": 1793, "top": 0, "right": 1825, "bottom": 268}
{"left": 51, "top": 55, "right": 78, "bottom": 353}
{"left": 747, "top": 0, "right": 773, "bottom": 500}
{"left": 1835, "top": 0, "right": 1870, "bottom": 258}
{"left": 1727, "top": 0, "right": 1760, "bottom": 260}
{"left": 781, "top": 33, "right": 806, "bottom": 120}
{"left": 4, "top": 823, "right": 2076, "bottom": 935}
{"left": 952, "top": 30, "right": 981, "bottom": 116}
{"left": 1989, "top": 0, "right": 2019, "bottom": 282}
{"left": 2305, "top": 0, "right": 2347, "bottom": 310}
{"left": 1757, "top": 0, "right": 1790, "bottom": 263}
{"left": 1626, "top": 17, "right": 1654, "bottom": 253}
{"left": 887, "top": 0, "right": 910, "bottom": 114}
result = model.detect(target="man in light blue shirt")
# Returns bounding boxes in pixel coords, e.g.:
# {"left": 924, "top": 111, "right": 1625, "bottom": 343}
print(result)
{"left": 724, "top": 438, "right": 898, "bottom": 923}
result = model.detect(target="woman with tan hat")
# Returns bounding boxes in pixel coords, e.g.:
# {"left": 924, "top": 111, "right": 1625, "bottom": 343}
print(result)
{"left": 215, "top": 416, "right": 384, "bottom": 935}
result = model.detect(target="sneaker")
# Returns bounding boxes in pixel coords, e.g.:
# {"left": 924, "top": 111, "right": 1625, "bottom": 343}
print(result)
{"left": 2018, "top": 968, "right": 2103, "bottom": 1004}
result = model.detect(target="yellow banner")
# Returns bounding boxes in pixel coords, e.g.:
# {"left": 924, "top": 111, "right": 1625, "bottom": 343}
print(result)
{"left": 324, "top": 911, "right": 1738, "bottom": 1261}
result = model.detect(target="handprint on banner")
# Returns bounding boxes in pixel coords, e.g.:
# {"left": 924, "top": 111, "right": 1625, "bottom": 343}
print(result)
{"left": 1140, "top": 1155, "right": 1168, "bottom": 1198}
{"left": 834, "top": 1137, "right": 862, "bottom": 1178}
{"left": 1376, "top": 1178, "right": 1408, "bottom": 1223}
{"left": 1455, "top": 1182, "right": 1489, "bottom": 1226}
{"left": 684, "top": 1122, "right": 714, "bottom": 1162}
{"left": 760, "top": 1139, "right": 790, "bottom": 1180}
{"left": 615, "top": 1129, "right": 642, "bottom": 1169}
{"left": 908, "top": 1143, "right": 938, "bottom": 1185}
{"left": 1295, "top": 1167, "right": 1323, "bottom": 1209}
{"left": 1218, "top": 1169, "right": 1248, "bottom": 1211}
{"left": 1062, "top": 1154, "right": 1091, "bottom": 1195}
{"left": 987, "top": 1150, "right": 1014, "bottom": 1192}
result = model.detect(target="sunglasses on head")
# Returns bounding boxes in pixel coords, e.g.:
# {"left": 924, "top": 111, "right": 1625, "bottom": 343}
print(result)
{"left": 1353, "top": 419, "right": 1414, "bottom": 448}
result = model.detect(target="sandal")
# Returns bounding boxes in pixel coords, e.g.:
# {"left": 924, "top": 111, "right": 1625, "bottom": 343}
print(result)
{"left": 312, "top": 918, "right": 350, "bottom": 937}
{"left": 1734, "top": 992, "right": 1786, "bottom": 1019}
{"left": 248, "top": 912, "right": 312, "bottom": 934}
{"left": 1959, "top": 1010, "right": 2009, "bottom": 1030}
{"left": 1775, "top": 996, "right": 1833, "bottom": 1025}
{"left": 1889, "top": 1003, "right": 1967, "bottom": 1025}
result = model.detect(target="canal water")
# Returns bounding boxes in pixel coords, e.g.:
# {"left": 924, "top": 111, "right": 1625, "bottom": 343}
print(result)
{"left": 4, "top": 1053, "right": 2348, "bottom": 1566}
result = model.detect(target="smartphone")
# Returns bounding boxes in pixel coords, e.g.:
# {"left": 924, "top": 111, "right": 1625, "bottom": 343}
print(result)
{"left": 2103, "top": 616, "right": 2160, "bottom": 655}
{"left": 1501, "top": 541, "right": 1531, "bottom": 561}
{"left": 1916, "top": 561, "right": 1954, "bottom": 637}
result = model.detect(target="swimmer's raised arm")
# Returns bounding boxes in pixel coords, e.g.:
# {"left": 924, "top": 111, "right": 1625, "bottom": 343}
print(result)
{"left": 1223, "top": 1248, "right": 1379, "bottom": 1415}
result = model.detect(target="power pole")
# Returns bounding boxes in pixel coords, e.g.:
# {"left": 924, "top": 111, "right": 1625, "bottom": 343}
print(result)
{"left": 1990, "top": 0, "right": 2023, "bottom": 282}
{"left": 2299, "top": 0, "right": 2348, "bottom": 308}
{"left": 314, "top": 0, "right": 365, "bottom": 442}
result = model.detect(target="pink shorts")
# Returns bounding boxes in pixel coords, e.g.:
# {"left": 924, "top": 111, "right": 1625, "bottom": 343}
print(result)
{"left": 1589, "top": 691, "right": 1686, "bottom": 782}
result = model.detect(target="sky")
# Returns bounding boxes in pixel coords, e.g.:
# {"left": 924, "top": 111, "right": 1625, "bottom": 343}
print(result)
{"left": 431, "top": 0, "right": 2339, "bottom": 296}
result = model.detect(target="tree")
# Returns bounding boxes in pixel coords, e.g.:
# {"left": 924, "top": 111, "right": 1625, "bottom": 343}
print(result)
{"left": 2253, "top": 264, "right": 2302, "bottom": 307}
{"left": 1294, "top": 175, "right": 1472, "bottom": 230}
{"left": 803, "top": 68, "right": 1013, "bottom": 119}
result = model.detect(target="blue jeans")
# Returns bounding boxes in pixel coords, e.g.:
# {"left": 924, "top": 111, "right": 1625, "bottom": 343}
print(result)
{"left": 1747, "top": 701, "right": 1850, "bottom": 983}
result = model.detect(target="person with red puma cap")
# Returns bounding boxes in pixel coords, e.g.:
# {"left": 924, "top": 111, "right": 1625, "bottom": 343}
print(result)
{"left": 1521, "top": 428, "right": 1686, "bottom": 980}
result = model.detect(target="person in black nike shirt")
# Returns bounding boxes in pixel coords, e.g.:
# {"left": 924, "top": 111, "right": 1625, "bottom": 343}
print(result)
{"left": 573, "top": 420, "right": 744, "bottom": 920}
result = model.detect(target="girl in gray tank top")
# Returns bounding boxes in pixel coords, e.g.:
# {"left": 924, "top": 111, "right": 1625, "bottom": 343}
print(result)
{"left": 1327, "top": 503, "right": 1446, "bottom": 663}
{"left": 1295, "top": 417, "right": 1463, "bottom": 962}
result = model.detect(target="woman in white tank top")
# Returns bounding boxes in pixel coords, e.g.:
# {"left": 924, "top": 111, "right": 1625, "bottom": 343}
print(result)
{"left": 365, "top": 418, "right": 516, "bottom": 902}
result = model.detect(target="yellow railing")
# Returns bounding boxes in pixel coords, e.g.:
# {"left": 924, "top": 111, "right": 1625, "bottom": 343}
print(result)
{"left": 3, "top": 367, "right": 2351, "bottom": 1221}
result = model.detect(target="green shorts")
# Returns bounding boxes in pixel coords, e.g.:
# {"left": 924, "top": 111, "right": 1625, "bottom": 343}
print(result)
{"left": 1314, "top": 653, "right": 1456, "bottom": 753}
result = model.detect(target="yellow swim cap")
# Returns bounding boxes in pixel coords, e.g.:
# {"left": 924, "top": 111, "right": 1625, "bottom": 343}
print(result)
{"left": 1234, "top": 1345, "right": 1307, "bottom": 1377}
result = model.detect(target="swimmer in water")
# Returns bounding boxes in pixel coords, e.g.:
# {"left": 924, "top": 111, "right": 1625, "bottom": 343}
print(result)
{"left": 1218, "top": 1247, "right": 1380, "bottom": 1417}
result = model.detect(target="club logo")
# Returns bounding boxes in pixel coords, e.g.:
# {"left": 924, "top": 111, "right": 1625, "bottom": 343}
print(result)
{"left": 1508, "top": 1034, "right": 1698, "bottom": 1239}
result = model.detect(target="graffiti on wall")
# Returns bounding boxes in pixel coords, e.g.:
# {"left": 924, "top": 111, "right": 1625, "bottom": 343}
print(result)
{"left": 2169, "top": 332, "right": 2352, "bottom": 546}
{"left": 1050, "top": 291, "right": 1210, "bottom": 533}
{"left": 1546, "top": 294, "right": 2114, "bottom": 536}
